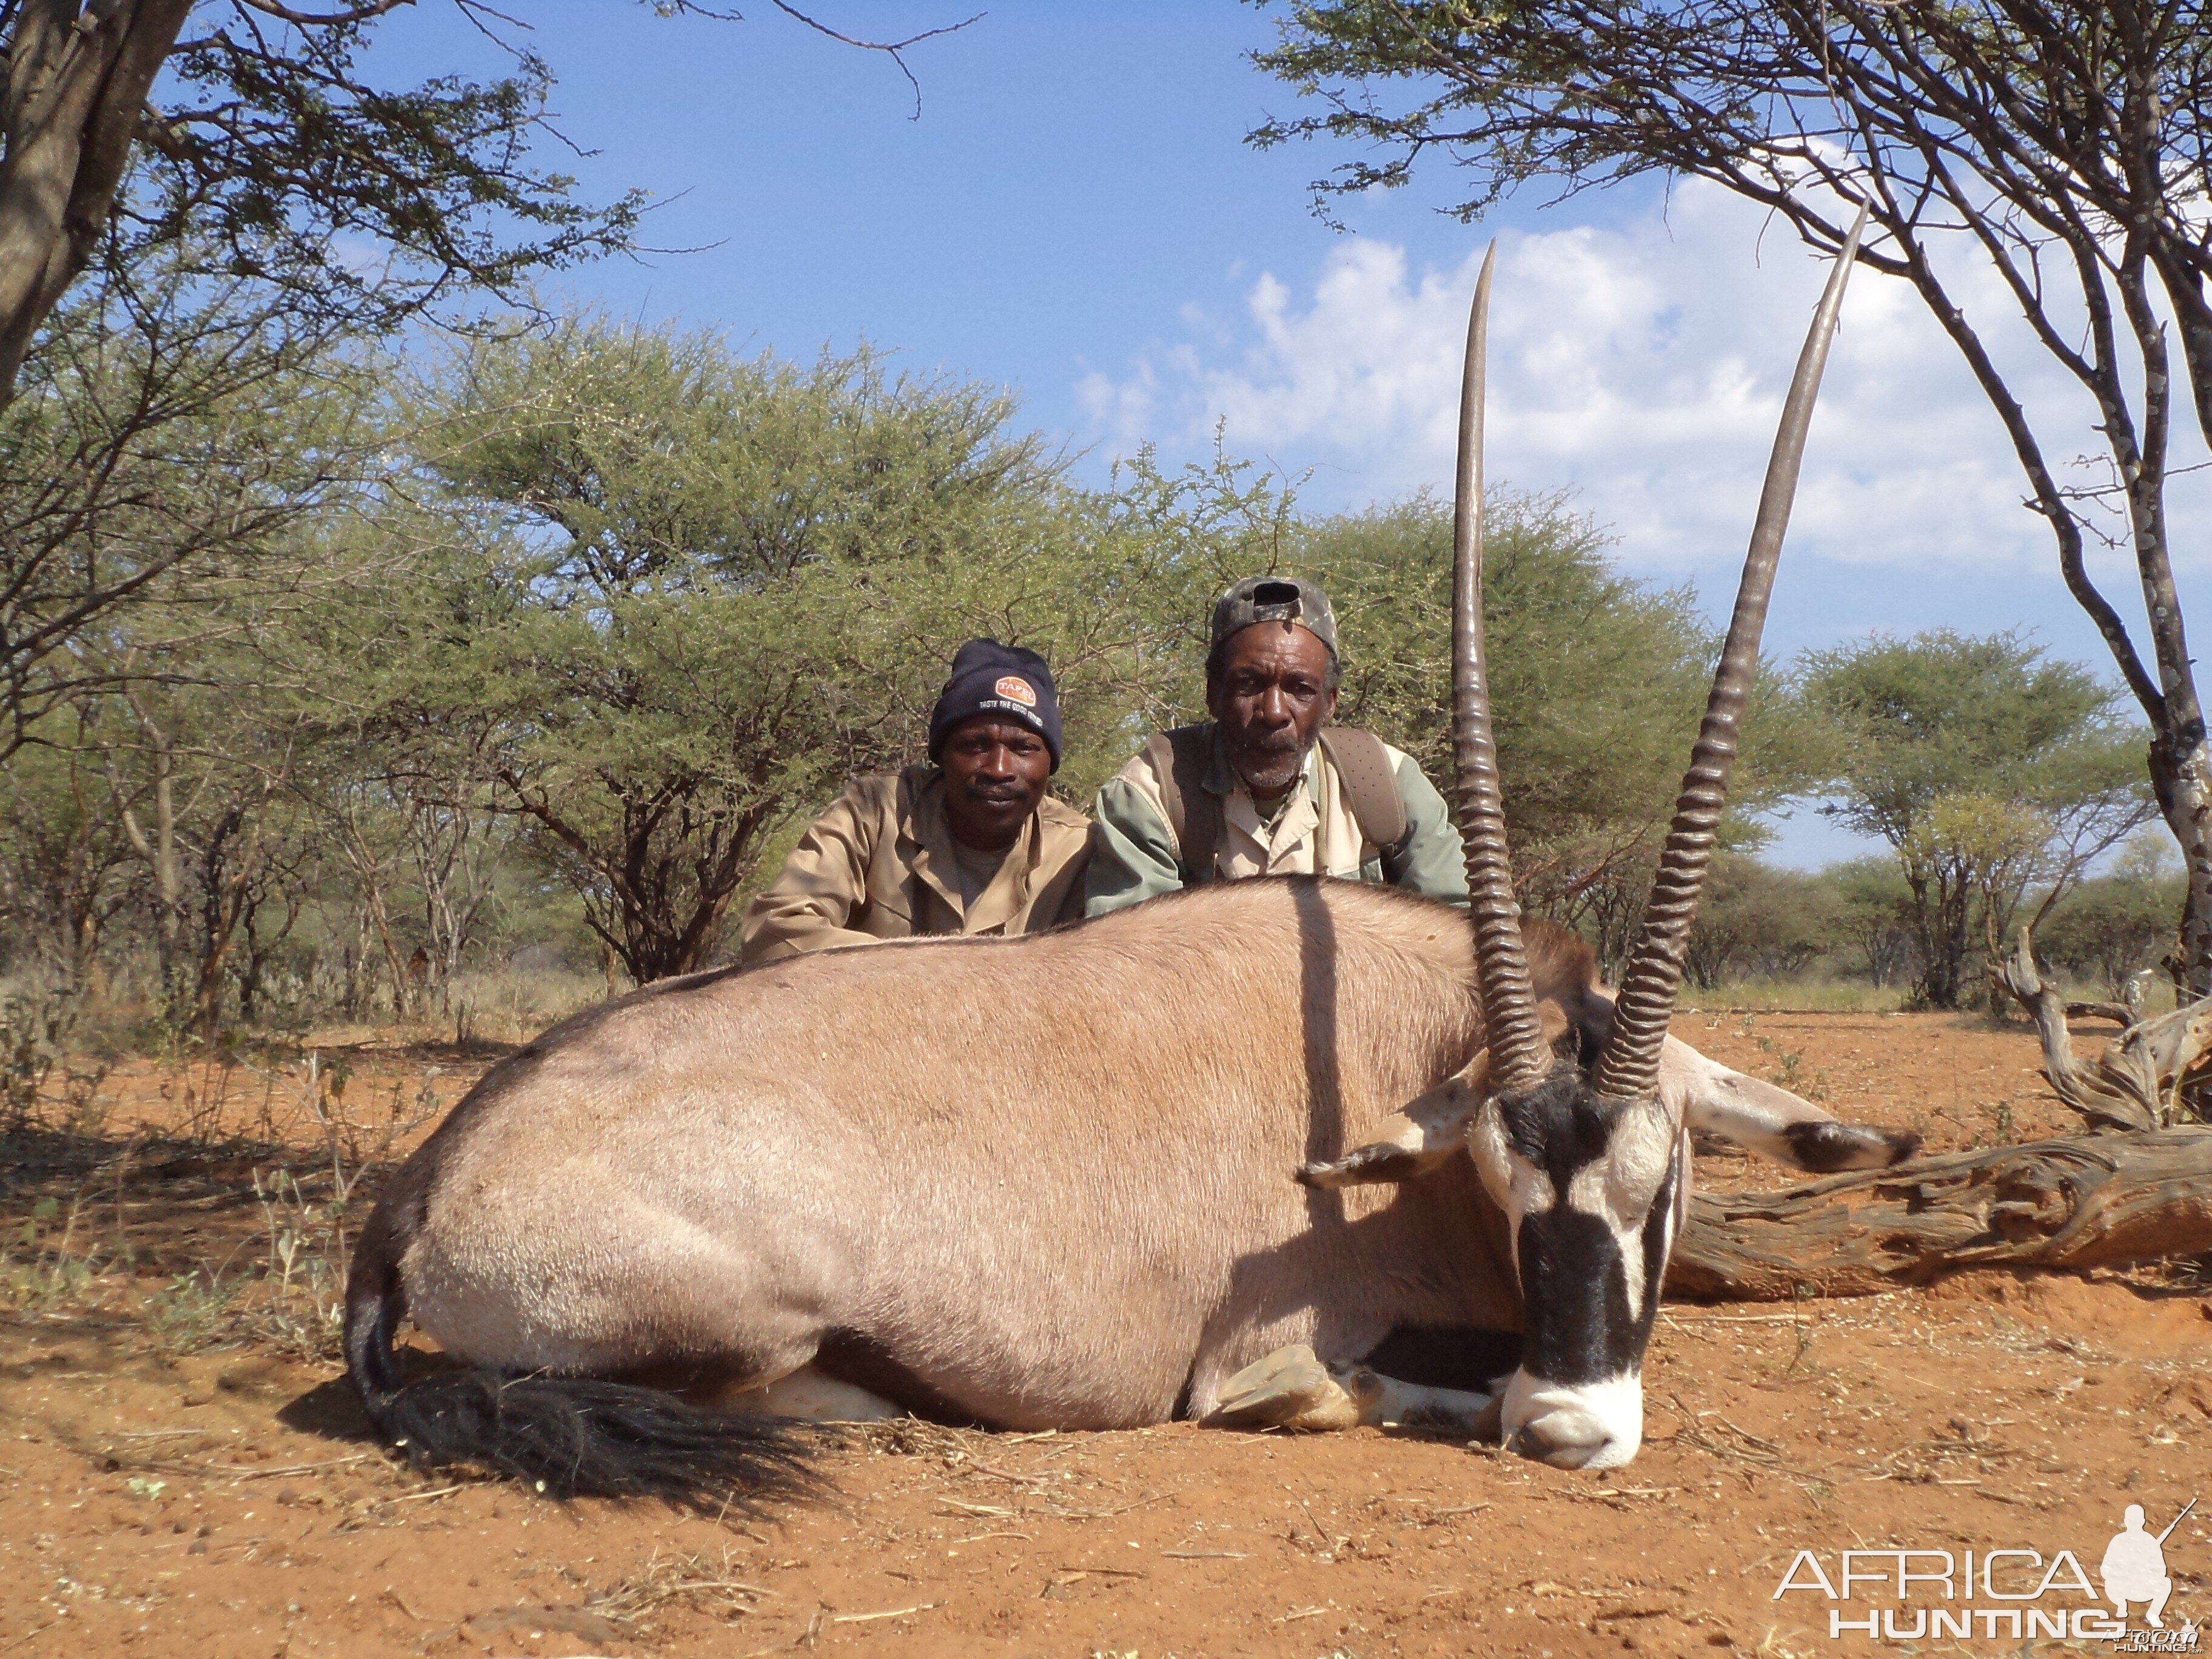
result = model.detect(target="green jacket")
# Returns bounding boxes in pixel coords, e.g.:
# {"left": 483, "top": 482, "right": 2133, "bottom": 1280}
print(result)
{"left": 1084, "top": 726, "right": 1469, "bottom": 918}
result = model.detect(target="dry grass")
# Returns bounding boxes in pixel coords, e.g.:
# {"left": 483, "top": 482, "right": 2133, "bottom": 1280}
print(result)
{"left": 587, "top": 1546, "right": 784, "bottom": 1629}
{"left": 1680, "top": 979, "right": 1909, "bottom": 1014}
{"left": 296, "top": 966, "right": 609, "bottom": 1050}
{"left": 0, "top": 1036, "right": 460, "bottom": 1361}
{"left": 1686, "top": 967, "right": 2187, "bottom": 1019}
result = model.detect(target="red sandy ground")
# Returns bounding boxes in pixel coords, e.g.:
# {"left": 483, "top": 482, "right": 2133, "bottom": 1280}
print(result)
{"left": 2, "top": 1010, "right": 2207, "bottom": 1659}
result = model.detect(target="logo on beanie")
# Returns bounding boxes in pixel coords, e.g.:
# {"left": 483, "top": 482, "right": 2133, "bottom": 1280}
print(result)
{"left": 994, "top": 675, "right": 1038, "bottom": 707}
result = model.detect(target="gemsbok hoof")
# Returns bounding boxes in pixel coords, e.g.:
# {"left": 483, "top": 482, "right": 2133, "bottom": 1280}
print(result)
{"left": 1204, "top": 1345, "right": 1378, "bottom": 1432}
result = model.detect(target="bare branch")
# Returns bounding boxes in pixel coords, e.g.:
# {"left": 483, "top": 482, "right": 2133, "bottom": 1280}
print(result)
{"left": 765, "top": 2, "right": 982, "bottom": 119}
{"left": 232, "top": 0, "right": 413, "bottom": 25}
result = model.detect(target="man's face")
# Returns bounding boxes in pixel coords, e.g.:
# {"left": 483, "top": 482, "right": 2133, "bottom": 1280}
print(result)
{"left": 939, "top": 716, "right": 1053, "bottom": 851}
{"left": 1207, "top": 622, "right": 1337, "bottom": 797}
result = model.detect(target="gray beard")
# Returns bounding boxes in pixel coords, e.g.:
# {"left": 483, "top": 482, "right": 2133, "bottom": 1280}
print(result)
{"left": 1233, "top": 740, "right": 1312, "bottom": 800}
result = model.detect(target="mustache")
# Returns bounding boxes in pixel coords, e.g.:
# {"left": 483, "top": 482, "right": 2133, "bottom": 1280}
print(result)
{"left": 1232, "top": 729, "right": 1305, "bottom": 756}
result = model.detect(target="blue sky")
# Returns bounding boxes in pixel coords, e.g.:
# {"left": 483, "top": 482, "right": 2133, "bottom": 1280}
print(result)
{"left": 369, "top": 2, "right": 2199, "bottom": 866}
{"left": 370, "top": 4, "right": 1483, "bottom": 423}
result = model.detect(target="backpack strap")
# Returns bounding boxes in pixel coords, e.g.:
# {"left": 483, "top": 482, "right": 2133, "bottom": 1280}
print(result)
{"left": 1318, "top": 727, "right": 1410, "bottom": 854}
{"left": 1141, "top": 723, "right": 1222, "bottom": 885}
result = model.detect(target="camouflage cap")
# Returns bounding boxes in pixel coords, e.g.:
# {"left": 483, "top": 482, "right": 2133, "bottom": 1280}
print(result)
{"left": 1208, "top": 574, "right": 1338, "bottom": 659}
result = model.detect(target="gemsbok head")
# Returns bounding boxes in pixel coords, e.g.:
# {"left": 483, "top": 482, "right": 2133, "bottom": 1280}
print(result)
{"left": 1446, "top": 214, "right": 1867, "bottom": 1469}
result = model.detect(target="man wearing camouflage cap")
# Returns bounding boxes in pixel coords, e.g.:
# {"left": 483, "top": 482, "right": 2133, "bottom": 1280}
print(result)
{"left": 1084, "top": 575, "right": 1467, "bottom": 917}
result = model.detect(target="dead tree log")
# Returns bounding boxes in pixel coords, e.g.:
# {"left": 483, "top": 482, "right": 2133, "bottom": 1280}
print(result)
{"left": 1669, "top": 1127, "right": 2212, "bottom": 1300}
{"left": 2066, "top": 984, "right": 2147, "bottom": 1030}
{"left": 1988, "top": 925, "right": 2212, "bottom": 1130}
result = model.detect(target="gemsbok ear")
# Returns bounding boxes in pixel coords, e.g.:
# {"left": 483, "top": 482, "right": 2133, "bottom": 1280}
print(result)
{"left": 1296, "top": 1051, "right": 1495, "bottom": 1190}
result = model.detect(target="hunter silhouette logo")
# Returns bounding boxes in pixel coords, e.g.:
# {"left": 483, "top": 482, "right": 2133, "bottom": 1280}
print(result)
{"left": 2105, "top": 1500, "right": 2194, "bottom": 1629}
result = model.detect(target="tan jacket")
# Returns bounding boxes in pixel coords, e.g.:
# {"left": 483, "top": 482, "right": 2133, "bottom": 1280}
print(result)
{"left": 740, "top": 766, "right": 1092, "bottom": 965}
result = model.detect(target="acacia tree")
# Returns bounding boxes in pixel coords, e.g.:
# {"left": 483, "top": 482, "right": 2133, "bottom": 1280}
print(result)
{"left": 0, "top": 1, "right": 973, "bottom": 411}
{"left": 1683, "top": 854, "right": 1838, "bottom": 988}
{"left": 0, "top": 0, "right": 634, "bottom": 415}
{"left": 0, "top": 708, "right": 141, "bottom": 994}
{"left": 2042, "top": 835, "right": 2188, "bottom": 997}
{"left": 0, "top": 258, "right": 374, "bottom": 759}
{"left": 0, "top": 244, "right": 381, "bottom": 1028}
{"left": 1253, "top": 0, "right": 2212, "bottom": 991}
{"left": 1801, "top": 629, "right": 2152, "bottom": 1006}
{"left": 0, "top": 0, "right": 971, "bottom": 743}
{"left": 371, "top": 319, "right": 1220, "bottom": 982}
{"left": 1822, "top": 858, "right": 1919, "bottom": 990}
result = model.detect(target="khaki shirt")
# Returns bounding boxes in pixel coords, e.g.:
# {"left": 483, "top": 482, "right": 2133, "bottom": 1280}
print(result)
{"left": 740, "top": 766, "right": 1092, "bottom": 965}
{"left": 1084, "top": 729, "right": 1468, "bottom": 917}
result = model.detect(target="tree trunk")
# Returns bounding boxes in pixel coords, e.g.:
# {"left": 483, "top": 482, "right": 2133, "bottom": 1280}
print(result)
{"left": 502, "top": 769, "right": 774, "bottom": 984}
{"left": 151, "top": 740, "right": 178, "bottom": 1002}
{"left": 325, "top": 794, "right": 418, "bottom": 1019}
{"left": 345, "top": 909, "right": 373, "bottom": 1019}
{"left": 0, "top": 0, "right": 195, "bottom": 411}
{"left": 190, "top": 805, "right": 252, "bottom": 1033}
{"left": 401, "top": 783, "right": 497, "bottom": 1008}
{"left": 2149, "top": 731, "right": 2212, "bottom": 998}
{"left": 361, "top": 882, "right": 413, "bottom": 1020}
{"left": 1669, "top": 1128, "right": 2212, "bottom": 1301}
{"left": 1905, "top": 865, "right": 1970, "bottom": 1010}
{"left": 116, "top": 722, "right": 183, "bottom": 1020}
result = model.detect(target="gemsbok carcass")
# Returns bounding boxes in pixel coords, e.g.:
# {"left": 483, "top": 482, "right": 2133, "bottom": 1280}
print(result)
{"left": 343, "top": 215, "right": 1899, "bottom": 1503}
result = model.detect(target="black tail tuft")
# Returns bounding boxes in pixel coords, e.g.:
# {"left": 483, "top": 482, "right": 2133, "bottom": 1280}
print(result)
{"left": 343, "top": 1195, "right": 825, "bottom": 1513}
{"left": 372, "top": 1368, "right": 829, "bottom": 1513}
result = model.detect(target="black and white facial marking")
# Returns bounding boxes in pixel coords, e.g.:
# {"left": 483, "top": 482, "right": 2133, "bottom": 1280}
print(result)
{"left": 1469, "top": 1065, "right": 1691, "bottom": 1470}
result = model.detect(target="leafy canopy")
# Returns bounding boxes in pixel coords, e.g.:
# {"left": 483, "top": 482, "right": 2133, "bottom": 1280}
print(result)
{"left": 1800, "top": 628, "right": 2150, "bottom": 1005}
{"left": 1800, "top": 630, "right": 2141, "bottom": 850}
{"left": 364, "top": 318, "right": 1265, "bottom": 978}
{"left": 1248, "top": 0, "right": 2212, "bottom": 989}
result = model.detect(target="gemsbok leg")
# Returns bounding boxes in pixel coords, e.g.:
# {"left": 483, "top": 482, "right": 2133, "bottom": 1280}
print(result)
{"left": 1204, "top": 1345, "right": 1503, "bottom": 1436}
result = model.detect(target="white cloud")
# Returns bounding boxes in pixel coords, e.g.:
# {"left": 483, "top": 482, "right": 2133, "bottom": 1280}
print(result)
{"left": 1074, "top": 178, "right": 2209, "bottom": 589}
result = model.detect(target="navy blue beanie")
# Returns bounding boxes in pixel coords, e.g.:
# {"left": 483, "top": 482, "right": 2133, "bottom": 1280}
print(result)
{"left": 927, "top": 639, "right": 1064, "bottom": 771}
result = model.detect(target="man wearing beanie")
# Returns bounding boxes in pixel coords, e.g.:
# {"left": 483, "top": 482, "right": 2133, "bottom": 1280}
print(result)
{"left": 1085, "top": 575, "right": 1466, "bottom": 916}
{"left": 740, "top": 640, "right": 1091, "bottom": 964}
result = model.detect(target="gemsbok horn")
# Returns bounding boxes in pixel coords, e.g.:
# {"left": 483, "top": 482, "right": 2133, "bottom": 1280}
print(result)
{"left": 1446, "top": 209, "right": 1869, "bottom": 1466}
